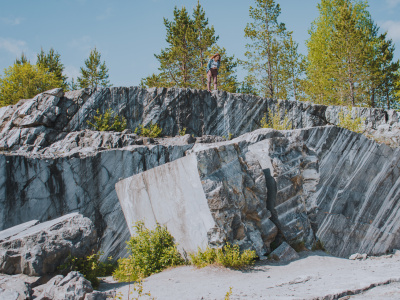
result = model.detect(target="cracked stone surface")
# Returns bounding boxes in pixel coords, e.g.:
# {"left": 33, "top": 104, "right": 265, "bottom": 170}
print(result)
{"left": 98, "top": 251, "right": 400, "bottom": 300}
{"left": 0, "top": 87, "right": 399, "bottom": 260}
{"left": 0, "top": 213, "right": 97, "bottom": 276}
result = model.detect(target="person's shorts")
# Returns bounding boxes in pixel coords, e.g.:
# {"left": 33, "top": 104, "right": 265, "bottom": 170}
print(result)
{"left": 210, "top": 69, "right": 218, "bottom": 77}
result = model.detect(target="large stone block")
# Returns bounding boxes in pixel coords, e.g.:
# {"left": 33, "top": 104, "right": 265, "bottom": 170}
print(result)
{"left": 0, "top": 213, "right": 97, "bottom": 276}
{"left": 116, "top": 154, "right": 215, "bottom": 253}
{"left": 116, "top": 144, "right": 278, "bottom": 256}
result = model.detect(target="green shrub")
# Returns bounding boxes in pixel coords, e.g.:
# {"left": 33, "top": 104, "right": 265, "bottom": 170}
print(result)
{"left": 189, "top": 243, "right": 257, "bottom": 269}
{"left": 87, "top": 108, "right": 127, "bottom": 132}
{"left": 337, "top": 108, "right": 365, "bottom": 133}
{"left": 225, "top": 287, "right": 233, "bottom": 300}
{"left": 179, "top": 127, "right": 187, "bottom": 136}
{"left": 134, "top": 122, "right": 162, "bottom": 138}
{"left": 58, "top": 251, "right": 115, "bottom": 289}
{"left": 260, "top": 102, "right": 292, "bottom": 130}
{"left": 113, "top": 221, "right": 185, "bottom": 282}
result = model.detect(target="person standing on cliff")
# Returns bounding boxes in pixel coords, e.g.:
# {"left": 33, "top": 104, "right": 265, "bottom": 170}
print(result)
{"left": 206, "top": 53, "right": 221, "bottom": 92}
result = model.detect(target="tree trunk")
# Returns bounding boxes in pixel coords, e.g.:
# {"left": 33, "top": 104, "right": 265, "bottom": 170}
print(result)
{"left": 265, "top": 10, "right": 274, "bottom": 99}
{"left": 370, "top": 88, "right": 375, "bottom": 108}
{"left": 387, "top": 89, "right": 390, "bottom": 109}
{"left": 347, "top": 58, "right": 355, "bottom": 106}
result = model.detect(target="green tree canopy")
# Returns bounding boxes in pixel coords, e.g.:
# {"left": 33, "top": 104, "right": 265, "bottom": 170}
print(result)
{"left": 37, "top": 48, "right": 68, "bottom": 90}
{"left": 77, "top": 48, "right": 111, "bottom": 89}
{"left": 242, "top": 0, "right": 304, "bottom": 100}
{"left": 141, "top": 2, "right": 238, "bottom": 92}
{"left": 15, "top": 52, "right": 29, "bottom": 65}
{"left": 0, "top": 63, "right": 63, "bottom": 107}
{"left": 372, "top": 33, "right": 400, "bottom": 109}
{"left": 305, "top": 0, "right": 399, "bottom": 107}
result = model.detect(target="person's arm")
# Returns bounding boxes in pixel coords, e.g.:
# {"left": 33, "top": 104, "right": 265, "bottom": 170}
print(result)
{"left": 217, "top": 60, "right": 221, "bottom": 69}
{"left": 206, "top": 59, "right": 212, "bottom": 72}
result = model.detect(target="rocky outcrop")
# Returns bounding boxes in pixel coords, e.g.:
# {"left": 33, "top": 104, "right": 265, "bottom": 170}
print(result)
{"left": 0, "top": 87, "right": 399, "bottom": 155}
{"left": 0, "top": 87, "right": 399, "bottom": 260}
{"left": 0, "top": 275, "right": 33, "bottom": 300}
{"left": 0, "top": 213, "right": 97, "bottom": 276}
{"left": 116, "top": 146, "right": 278, "bottom": 256}
{"left": 269, "top": 242, "right": 299, "bottom": 262}
{"left": 33, "top": 272, "right": 93, "bottom": 300}
{"left": 116, "top": 126, "right": 400, "bottom": 258}
{"left": 0, "top": 271, "right": 111, "bottom": 300}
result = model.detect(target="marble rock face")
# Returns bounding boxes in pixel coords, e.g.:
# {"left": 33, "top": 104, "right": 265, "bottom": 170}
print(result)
{"left": 0, "top": 87, "right": 399, "bottom": 260}
{"left": 115, "top": 128, "right": 320, "bottom": 256}
{"left": 116, "top": 126, "right": 400, "bottom": 258}
{"left": 116, "top": 145, "right": 278, "bottom": 256}
{"left": 0, "top": 213, "right": 97, "bottom": 276}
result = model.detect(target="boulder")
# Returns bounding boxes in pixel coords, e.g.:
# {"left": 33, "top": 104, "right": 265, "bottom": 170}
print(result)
{"left": 33, "top": 272, "right": 92, "bottom": 300}
{"left": 116, "top": 145, "right": 278, "bottom": 256}
{"left": 84, "top": 290, "right": 116, "bottom": 300}
{"left": 269, "top": 242, "right": 299, "bottom": 262}
{"left": 0, "top": 213, "right": 97, "bottom": 276}
{"left": 349, "top": 253, "right": 368, "bottom": 260}
{"left": 0, "top": 275, "right": 33, "bottom": 300}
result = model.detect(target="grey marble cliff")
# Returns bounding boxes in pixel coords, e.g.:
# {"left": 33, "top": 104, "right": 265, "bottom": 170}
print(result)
{"left": 0, "top": 87, "right": 399, "bottom": 259}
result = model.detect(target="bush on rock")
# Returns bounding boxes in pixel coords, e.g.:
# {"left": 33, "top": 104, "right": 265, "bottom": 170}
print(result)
{"left": 113, "top": 221, "right": 185, "bottom": 282}
{"left": 260, "top": 102, "right": 292, "bottom": 130}
{"left": 189, "top": 243, "right": 257, "bottom": 269}
{"left": 58, "top": 251, "right": 115, "bottom": 289}
{"left": 87, "top": 108, "right": 127, "bottom": 132}
{"left": 134, "top": 121, "right": 162, "bottom": 138}
{"left": 337, "top": 108, "right": 365, "bottom": 133}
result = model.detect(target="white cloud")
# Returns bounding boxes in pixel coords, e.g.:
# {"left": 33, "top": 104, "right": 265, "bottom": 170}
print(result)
{"left": 381, "top": 21, "right": 400, "bottom": 42}
{"left": 68, "top": 36, "right": 93, "bottom": 53}
{"left": 64, "top": 65, "right": 80, "bottom": 80}
{"left": 0, "top": 17, "right": 24, "bottom": 26}
{"left": 97, "top": 7, "right": 113, "bottom": 21}
{"left": 386, "top": 0, "right": 400, "bottom": 8}
{"left": 0, "top": 37, "right": 27, "bottom": 56}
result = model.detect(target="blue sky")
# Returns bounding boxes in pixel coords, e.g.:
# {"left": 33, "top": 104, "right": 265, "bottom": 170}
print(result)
{"left": 0, "top": 0, "right": 399, "bottom": 87}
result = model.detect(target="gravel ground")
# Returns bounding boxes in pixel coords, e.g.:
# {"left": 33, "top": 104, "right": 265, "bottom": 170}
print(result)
{"left": 99, "top": 251, "right": 400, "bottom": 300}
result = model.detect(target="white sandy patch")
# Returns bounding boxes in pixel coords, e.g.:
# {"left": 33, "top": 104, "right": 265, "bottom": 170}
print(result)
{"left": 99, "top": 251, "right": 400, "bottom": 299}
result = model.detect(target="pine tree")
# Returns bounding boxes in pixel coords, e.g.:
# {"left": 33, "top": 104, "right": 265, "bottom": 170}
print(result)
{"left": 153, "top": 6, "right": 197, "bottom": 88}
{"left": 238, "top": 75, "right": 259, "bottom": 95}
{"left": 242, "top": 0, "right": 303, "bottom": 100}
{"left": 396, "top": 72, "right": 400, "bottom": 106}
{"left": 15, "top": 52, "right": 29, "bottom": 65}
{"left": 192, "top": 1, "right": 219, "bottom": 89}
{"left": 141, "top": 3, "right": 238, "bottom": 92}
{"left": 373, "top": 34, "right": 400, "bottom": 109}
{"left": 283, "top": 33, "right": 306, "bottom": 101}
{"left": 77, "top": 48, "right": 111, "bottom": 89}
{"left": 68, "top": 78, "right": 79, "bottom": 91}
{"left": 330, "top": 1, "right": 373, "bottom": 105}
{"left": 140, "top": 73, "right": 170, "bottom": 89}
{"left": 37, "top": 48, "right": 68, "bottom": 90}
{"left": 306, "top": 0, "right": 384, "bottom": 106}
